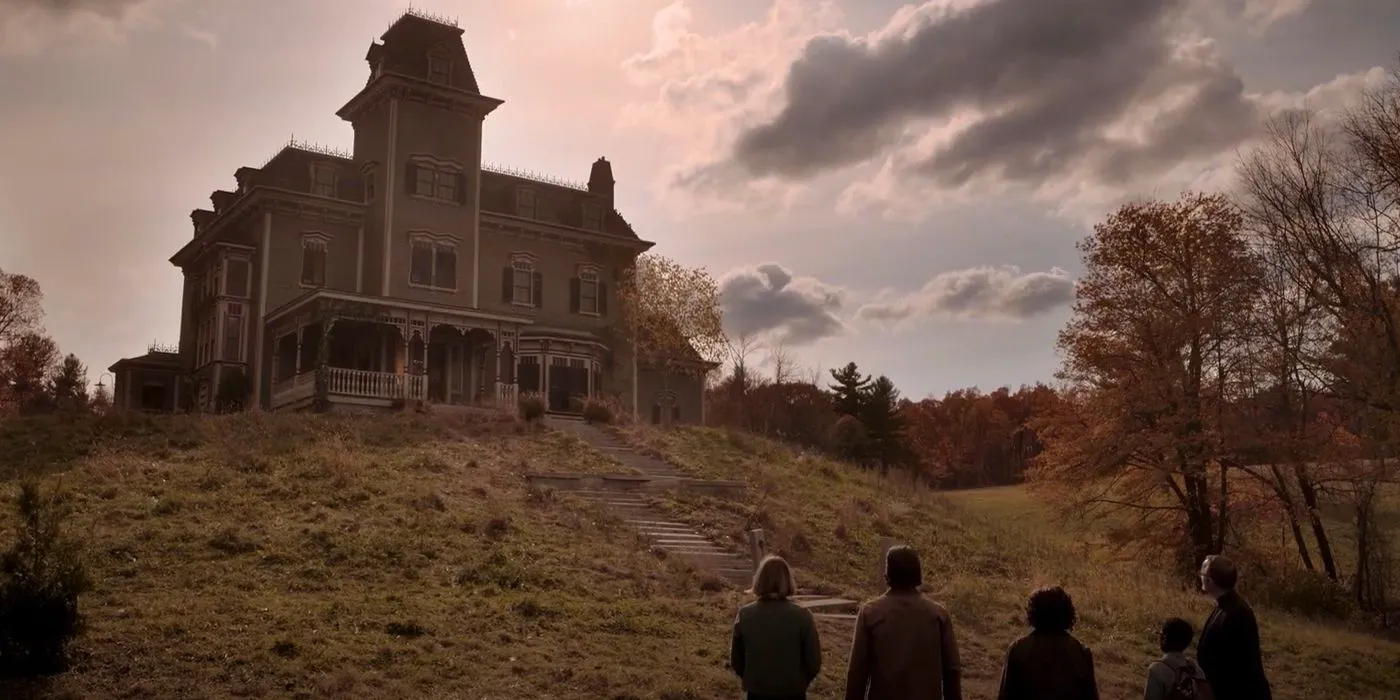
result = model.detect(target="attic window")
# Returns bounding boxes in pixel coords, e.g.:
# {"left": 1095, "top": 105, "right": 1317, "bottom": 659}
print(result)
{"left": 582, "top": 201, "right": 603, "bottom": 231}
{"left": 516, "top": 188, "right": 537, "bottom": 219}
{"left": 428, "top": 55, "right": 451, "bottom": 84}
{"left": 311, "top": 164, "right": 337, "bottom": 198}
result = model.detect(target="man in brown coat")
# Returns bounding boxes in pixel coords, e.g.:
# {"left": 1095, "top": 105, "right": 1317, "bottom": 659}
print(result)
{"left": 844, "top": 545, "right": 963, "bottom": 700}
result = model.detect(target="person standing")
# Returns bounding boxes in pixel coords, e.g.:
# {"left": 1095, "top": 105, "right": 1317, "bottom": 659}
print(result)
{"left": 844, "top": 545, "right": 963, "bottom": 700}
{"left": 730, "top": 555, "right": 822, "bottom": 700}
{"left": 1143, "top": 617, "right": 1211, "bottom": 700}
{"left": 995, "top": 585, "right": 1099, "bottom": 700}
{"left": 1196, "top": 555, "right": 1272, "bottom": 700}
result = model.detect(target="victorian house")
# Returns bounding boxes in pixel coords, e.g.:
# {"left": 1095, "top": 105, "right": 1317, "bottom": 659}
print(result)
{"left": 109, "top": 10, "right": 707, "bottom": 421}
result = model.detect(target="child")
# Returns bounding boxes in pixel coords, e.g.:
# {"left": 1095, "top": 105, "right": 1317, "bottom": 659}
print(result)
{"left": 1144, "top": 618, "right": 1213, "bottom": 700}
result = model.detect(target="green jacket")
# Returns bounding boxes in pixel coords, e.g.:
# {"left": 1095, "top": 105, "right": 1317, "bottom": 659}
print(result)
{"left": 730, "top": 598, "right": 822, "bottom": 695}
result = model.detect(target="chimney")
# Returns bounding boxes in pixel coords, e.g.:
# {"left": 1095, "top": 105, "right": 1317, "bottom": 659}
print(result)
{"left": 588, "top": 157, "right": 615, "bottom": 205}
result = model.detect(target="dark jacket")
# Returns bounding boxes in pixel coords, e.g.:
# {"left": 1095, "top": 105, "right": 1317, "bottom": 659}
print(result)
{"left": 995, "top": 631, "right": 1099, "bottom": 700}
{"left": 844, "top": 589, "right": 963, "bottom": 700}
{"left": 730, "top": 598, "right": 822, "bottom": 698}
{"left": 1197, "top": 591, "right": 1272, "bottom": 700}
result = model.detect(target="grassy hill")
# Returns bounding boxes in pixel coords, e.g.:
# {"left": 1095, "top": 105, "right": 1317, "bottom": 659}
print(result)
{"left": 0, "top": 413, "right": 1395, "bottom": 699}
{"left": 625, "top": 425, "right": 1400, "bottom": 700}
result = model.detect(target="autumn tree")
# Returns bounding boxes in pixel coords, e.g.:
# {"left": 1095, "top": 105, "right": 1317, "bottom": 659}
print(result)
{"left": 614, "top": 253, "right": 725, "bottom": 396}
{"left": 1236, "top": 66, "right": 1400, "bottom": 607}
{"left": 1032, "top": 192, "right": 1261, "bottom": 570}
{"left": 0, "top": 332, "right": 59, "bottom": 415}
{"left": 0, "top": 270, "right": 43, "bottom": 346}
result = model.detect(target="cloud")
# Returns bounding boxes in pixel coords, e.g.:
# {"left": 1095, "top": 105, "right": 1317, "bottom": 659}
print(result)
{"left": 719, "top": 263, "right": 846, "bottom": 344}
{"left": 618, "top": 0, "right": 844, "bottom": 213}
{"left": 0, "top": 0, "right": 172, "bottom": 55}
{"left": 856, "top": 266, "right": 1075, "bottom": 324}
{"left": 623, "top": 0, "right": 1385, "bottom": 221}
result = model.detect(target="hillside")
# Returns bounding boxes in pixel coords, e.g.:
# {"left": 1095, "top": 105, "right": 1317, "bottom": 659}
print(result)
{"left": 625, "top": 425, "right": 1400, "bottom": 700}
{"left": 0, "top": 413, "right": 1395, "bottom": 699}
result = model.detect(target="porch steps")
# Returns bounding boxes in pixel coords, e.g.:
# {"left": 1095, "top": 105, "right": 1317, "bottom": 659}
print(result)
{"left": 538, "top": 416, "right": 863, "bottom": 618}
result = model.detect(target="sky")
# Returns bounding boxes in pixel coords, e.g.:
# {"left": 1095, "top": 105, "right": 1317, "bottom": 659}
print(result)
{"left": 0, "top": 0, "right": 1398, "bottom": 400}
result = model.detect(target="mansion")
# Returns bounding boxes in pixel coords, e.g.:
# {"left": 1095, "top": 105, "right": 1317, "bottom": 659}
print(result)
{"left": 109, "top": 9, "right": 707, "bottom": 421}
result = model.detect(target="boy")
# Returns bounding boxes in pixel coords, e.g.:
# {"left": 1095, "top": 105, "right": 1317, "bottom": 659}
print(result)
{"left": 1144, "top": 618, "right": 1212, "bottom": 700}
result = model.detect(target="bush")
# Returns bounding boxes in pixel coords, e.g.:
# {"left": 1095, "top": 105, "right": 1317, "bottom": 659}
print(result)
{"left": 831, "top": 414, "right": 868, "bottom": 462}
{"left": 581, "top": 398, "right": 614, "bottom": 425}
{"left": 518, "top": 392, "right": 546, "bottom": 423}
{"left": 0, "top": 482, "right": 92, "bottom": 676}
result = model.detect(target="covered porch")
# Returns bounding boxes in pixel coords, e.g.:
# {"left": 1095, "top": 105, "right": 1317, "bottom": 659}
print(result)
{"left": 263, "top": 293, "right": 527, "bottom": 412}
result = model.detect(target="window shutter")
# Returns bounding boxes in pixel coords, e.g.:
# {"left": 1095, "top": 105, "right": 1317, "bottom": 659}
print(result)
{"left": 671, "top": 405, "right": 681, "bottom": 424}
{"left": 502, "top": 266, "right": 512, "bottom": 303}
{"left": 532, "top": 272, "right": 544, "bottom": 308}
{"left": 598, "top": 281, "right": 608, "bottom": 316}
{"left": 456, "top": 172, "right": 467, "bottom": 204}
{"left": 569, "top": 277, "right": 581, "bottom": 313}
{"left": 405, "top": 162, "right": 417, "bottom": 194}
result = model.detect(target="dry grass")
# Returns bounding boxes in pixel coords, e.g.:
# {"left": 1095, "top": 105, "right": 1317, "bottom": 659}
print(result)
{"left": 2, "top": 412, "right": 1396, "bottom": 699}
{"left": 0, "top": 412, "right": 747, "bottom": 699}
{"left": 623, "top": 424, "right": 1400, "bottom": 700}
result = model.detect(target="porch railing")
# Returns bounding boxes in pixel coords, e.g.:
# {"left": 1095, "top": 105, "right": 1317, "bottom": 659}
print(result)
{"left": 496, "top": 381, "right": 518, "bottom": 407}
{"left": 324, "top": 367, "right": 426, "bottom": 402}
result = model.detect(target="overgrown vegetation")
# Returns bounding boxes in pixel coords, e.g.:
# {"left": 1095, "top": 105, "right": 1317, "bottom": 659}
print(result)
{"left": 0, "top": 482, "right": 91, "bottom": 677}
{"left": 581, "top": 397, "right": 614, "bottom": 425}
{"left": 517, "top": 392, "right": 545, "bottom": 423}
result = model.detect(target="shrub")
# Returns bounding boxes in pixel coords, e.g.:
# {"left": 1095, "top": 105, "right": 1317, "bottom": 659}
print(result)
{"left": 831, "top": 414, "right": 868, "bottom": 462}
{"left": 0, "top": 482, "right": 92, "bottom": 676}
{"left": 518, "top": 392, "right": 546, "bottom": 423}
{"left": 581, "top": 398, "right": 614, "bottom": 425}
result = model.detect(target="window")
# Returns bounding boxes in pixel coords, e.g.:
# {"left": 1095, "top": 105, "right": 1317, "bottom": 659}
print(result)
{"left": 408, "top": 234, "right": 458, "bottom": 290}
{"left": 582, "top": 201, "right": 603, "bottom": 231}
{"left": 428, "top": 55, "right": 451, "bottom": 84}
{"left": 516, "top": 188, "right": 537, "bottom": 218}
{"left": 504, "top": 255, "right": 540, "bottom": 307}
{"left": 222, "top": 302, "right": 244, "bottom": 362}
{"left": 408, "top": 160, "right": 461, "bottom": 203}
{"left": 224, "top": 256, "right": 250, "bottom": 298}
{"left": 301, "top": 234, "right": 329, "bottom": 287}
{"left": 572, "top": 266, "right": 601, "bottom": 316}
{"left": 311, "top": 164, "right": 337, "bottom": 198}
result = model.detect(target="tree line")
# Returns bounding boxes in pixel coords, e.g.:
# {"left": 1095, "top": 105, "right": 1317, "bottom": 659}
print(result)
{"left": 705, "top": 337, "right": 1060, "bottom": 490}
{"left": 0, "top": 270, "right": 102, "bottom": 416}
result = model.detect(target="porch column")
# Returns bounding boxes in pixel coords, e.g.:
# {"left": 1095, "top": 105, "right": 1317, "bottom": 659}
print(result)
{"left": 295, "top": 325, "right": 304, "bottom": 374}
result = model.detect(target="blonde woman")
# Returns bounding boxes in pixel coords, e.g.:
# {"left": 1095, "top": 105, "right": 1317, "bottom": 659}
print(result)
{"left": 729, "top": 555, "right": 822, "bottom": 700}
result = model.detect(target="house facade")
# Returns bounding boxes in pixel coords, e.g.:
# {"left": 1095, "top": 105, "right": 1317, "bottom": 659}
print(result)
{"left": 112, "top": 10, "right": 706, "bottom": 421}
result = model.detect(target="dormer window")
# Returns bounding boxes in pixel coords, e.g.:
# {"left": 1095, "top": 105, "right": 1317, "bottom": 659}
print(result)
{"left": 311, "top": 163, "right": 337, "bottom": 198}
{"left": 428, "top": 55, "right": 451, "bottom": 85}
{"left": 516, "top": 188, "right": 537, "bottom": 219}
{"left": 582, "top": 201, "right": 603, "bottom": 231}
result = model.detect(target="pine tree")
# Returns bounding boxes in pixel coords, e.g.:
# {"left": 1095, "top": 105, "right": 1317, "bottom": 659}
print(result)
{"left": 861, "top": 375, "right": 908, "bottom": 473}
{"left": 47, "top": 354, "right": 88, "bottom": 413}
{"left": 828, "top": 362, "right": 870, "bottom": 417}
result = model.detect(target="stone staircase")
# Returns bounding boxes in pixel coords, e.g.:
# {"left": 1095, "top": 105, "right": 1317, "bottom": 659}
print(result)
{"left": 532, "top": 415, "right": 859, "bottom": 618}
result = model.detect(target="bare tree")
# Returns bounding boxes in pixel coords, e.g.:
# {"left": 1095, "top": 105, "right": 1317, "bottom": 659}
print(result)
{"left": 767, "top": 337, "right": 797, "bottom": 385}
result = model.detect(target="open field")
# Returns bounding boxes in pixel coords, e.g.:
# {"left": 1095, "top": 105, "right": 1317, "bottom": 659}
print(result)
{"left": 0, "top": 413, "right": 1395, "bottom": 699}
{"left": 627, "top": 424, "right": 1400, "bottom": 700}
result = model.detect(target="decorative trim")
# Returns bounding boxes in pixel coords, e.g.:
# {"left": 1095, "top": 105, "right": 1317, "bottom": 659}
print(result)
{"left": 510, "top": 251, "right": 538, "bottom": 264}
{"left": 408, "top": 154, "right": 464, "bottom": 172}
{"left": 264, "top": 289, "right": 533, "bottom": 329}
{"left": 480, "top": 213, "right": 652, "bottom": 253}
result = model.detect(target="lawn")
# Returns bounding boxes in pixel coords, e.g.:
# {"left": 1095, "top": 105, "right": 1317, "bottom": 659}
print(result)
{"left": 623, "top": 424, "right": 1400, "bottom": 700}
